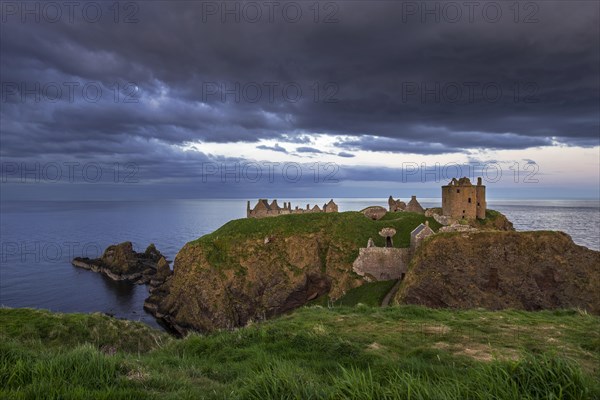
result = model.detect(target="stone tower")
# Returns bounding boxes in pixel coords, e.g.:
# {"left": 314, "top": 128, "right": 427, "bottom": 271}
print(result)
{"left": 475, "top": 177, "right": 486, "bottom": 219}
{"left": 442, "top": 177, "right": 486, "bottom": 220}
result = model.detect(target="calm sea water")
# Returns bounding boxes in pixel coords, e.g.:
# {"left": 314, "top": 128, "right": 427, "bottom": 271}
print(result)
{"left": 1, "top": 199, "right": 598, "bottom": 328}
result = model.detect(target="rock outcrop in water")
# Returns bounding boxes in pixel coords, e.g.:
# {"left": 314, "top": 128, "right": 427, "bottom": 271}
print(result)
{"left": 72, "top": 242, "right": 172, "bottom": 286}
{"left": 394, "top": 231, "right": 600, "bottom": 314}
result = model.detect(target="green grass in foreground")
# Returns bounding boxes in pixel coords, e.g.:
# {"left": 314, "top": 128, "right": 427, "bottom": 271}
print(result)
{"left": 1, "top": 306, "right": 599, "bottom": 399}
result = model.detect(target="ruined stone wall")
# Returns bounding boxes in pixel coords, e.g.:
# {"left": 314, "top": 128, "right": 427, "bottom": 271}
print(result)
{"left": 248, "top": 209, "right": 290, "bottom": 218}
{"left": 352, "top": 247, "right": 410, "bottom": 281}
{"left": 248, "top": 200, "right": 339, "bottom": 219}
{"left": 248, "top": 206, "right": 333, "bottom": 219}
{"left": 388, "top": 196, "right": 406, "bottom": 212}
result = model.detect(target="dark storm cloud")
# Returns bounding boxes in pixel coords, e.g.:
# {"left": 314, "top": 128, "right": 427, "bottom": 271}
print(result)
{"left": 336, "top": 131, "right": 554, "bottom": 155}
{"left": 0, "top": 0, "right": 598, "bottom": 190}
{"left": 256, "top": 144, "right": 288, "bottom": 153}
{"left": 296, "top": 147, "right": 325, "bottom": 154}
{"left": 337, "top": 152, "right": 355, "bottom": 158}
{"left": 280, "top": 134, "right": 313, "bottom": 144}
{"left": 336, "top": 137, "right": 460, "bottom": 155}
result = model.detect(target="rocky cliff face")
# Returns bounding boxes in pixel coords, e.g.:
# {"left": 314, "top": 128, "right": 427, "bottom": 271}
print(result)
{"left": 144, "top": 234, "right": 354, "bottom": 334}
{"left": 395, "top": 231, "right": 600, "bottom": 314}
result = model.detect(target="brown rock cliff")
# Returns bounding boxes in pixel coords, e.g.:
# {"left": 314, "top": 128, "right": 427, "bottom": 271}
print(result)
{"left": 395, "top": 231, "right": 600, "bottom": 314}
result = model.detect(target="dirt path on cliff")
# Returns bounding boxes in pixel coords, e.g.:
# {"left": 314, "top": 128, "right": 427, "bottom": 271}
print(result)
{"left": 381, "top": 278, "right": 403, "bottom": 307}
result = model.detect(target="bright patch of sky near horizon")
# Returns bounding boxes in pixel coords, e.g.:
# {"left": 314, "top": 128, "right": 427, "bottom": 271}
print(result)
{"left": 186, "top": 136, "right": 600, "bottom": 189}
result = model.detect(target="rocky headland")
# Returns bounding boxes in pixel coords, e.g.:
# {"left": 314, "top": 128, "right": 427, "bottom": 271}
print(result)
{"left": 143, "top": 211, "right": 439, "bottom": 334}
{"left": 75, "top": 209, "right": 599, "bottom": 335}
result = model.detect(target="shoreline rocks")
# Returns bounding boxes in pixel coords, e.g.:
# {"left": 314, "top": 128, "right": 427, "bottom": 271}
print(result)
{"left": 72, "top": 242, "right": 172, "bottom": 286}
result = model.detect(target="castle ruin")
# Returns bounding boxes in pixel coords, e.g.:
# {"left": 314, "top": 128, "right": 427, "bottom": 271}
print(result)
{"left": 247, "top": 199, "right": 338, "bottom": 218}
{"left": 388, "top": 196, "right": 406, "bottom": 212}
{"left": 442, "top": 177, "right": 486, "bottom": 220}
{"left": 388, "top": 195, "right": 424, "bottom": 214}
{"left": 354, "top": 179, "right": 482, "bottom": 282}
{"left": 353, "top": 228, "right": 410, "bottom": 281}
{"left": 352, "top": 223, "right": 435, "bottom": 281}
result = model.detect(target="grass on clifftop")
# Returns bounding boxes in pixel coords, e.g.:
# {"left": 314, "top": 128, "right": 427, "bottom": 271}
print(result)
{"left": 190, "top": 211, "right": 441, "bottom": 269}
{"left": 1, "top": 306, "right": 599, "bottom": 399}
{"left": 193, "top": 211, "right": 441, "bottom": 249}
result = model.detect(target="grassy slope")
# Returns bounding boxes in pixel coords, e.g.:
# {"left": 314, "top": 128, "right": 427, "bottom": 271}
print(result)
{"left": 186, "top": 209, "right": 509, "bottom": 273}
{"left": 1, "top": 307, "right": 598, "bottom": 399}
{"left": 190, "top": 211, "right": 442, "bottom": 269}
{"left": 310, "top": 280, "right": 399, "bottom": 307}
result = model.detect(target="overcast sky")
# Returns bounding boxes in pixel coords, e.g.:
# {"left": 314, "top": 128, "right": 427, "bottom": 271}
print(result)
{"left": 1, "top": 1, "right": 599, "bottom": 200}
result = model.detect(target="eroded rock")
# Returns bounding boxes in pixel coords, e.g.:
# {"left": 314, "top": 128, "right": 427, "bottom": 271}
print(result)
{"left": 72, "top": 242, "right": 171, "bottom": 285}
{"left": 395, "top": 231, "right": 600, "bottom": 314}
{"left": 143, "top": 236, "right": 334, "bottom": 334}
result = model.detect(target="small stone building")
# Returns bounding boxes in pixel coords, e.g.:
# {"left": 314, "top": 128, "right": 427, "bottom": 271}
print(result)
{"left": 442, "top": 177, "right": 486, "bottom": 220}
{"left": 405, "top": 196, "right": 425, "bottom": 214}
{"left": 410, "top": 221, "right": 434, "bottom": 252}
{"left": 323, "top": 199, "right": 338, "bottom": 213}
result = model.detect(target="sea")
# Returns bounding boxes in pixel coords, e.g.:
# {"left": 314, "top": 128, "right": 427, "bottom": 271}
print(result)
{"left": 1, "top": 199, "right": 598, "bottom": 329}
